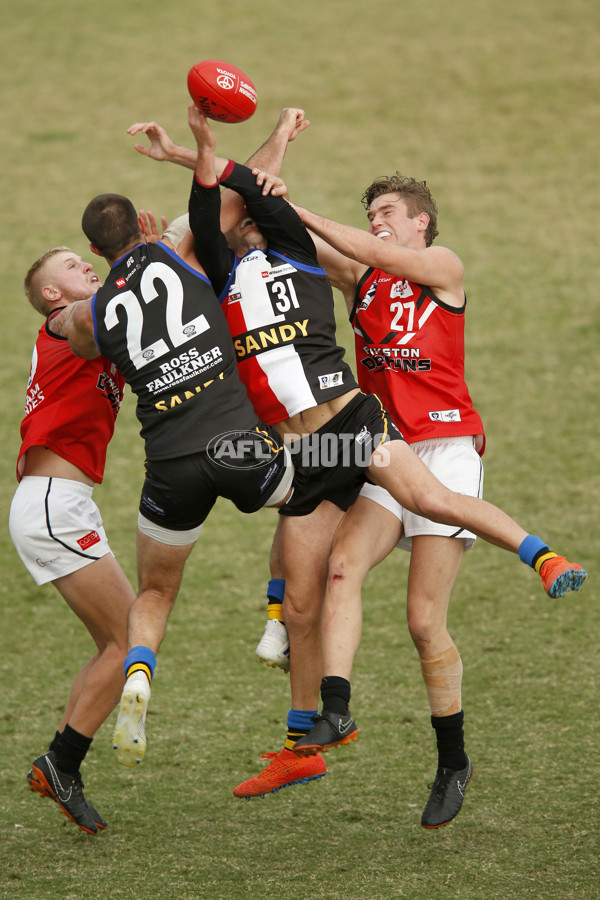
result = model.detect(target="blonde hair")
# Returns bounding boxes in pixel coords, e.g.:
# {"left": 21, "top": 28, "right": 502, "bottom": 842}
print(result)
{"left": 24, "top": 246, "right": 72, "bottom": 316}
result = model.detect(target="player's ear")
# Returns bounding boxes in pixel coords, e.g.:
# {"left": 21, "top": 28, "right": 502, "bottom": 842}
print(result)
{"left": 42, "top": 284, "right": 60, "bottom": 302}
{"left": 89, "top": 243, "right": 103, "bottom": 258}
{"left": 417, "top": 212, "right": 430, "bottom": 233}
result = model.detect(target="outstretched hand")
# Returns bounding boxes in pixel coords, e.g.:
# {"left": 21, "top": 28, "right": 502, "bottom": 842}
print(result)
{"left": 138, "top": 210, "right": 168, "bottom": 243}
{"left": 127, "top": 122, "right": 178, "bottom": 161}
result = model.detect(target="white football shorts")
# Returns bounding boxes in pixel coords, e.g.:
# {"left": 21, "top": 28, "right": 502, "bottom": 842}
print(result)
{"left": 360, "top": 435, "right": 484, "bottom": 551}
{"left": 9, "top": 476, "right": 113, "bottom": 585}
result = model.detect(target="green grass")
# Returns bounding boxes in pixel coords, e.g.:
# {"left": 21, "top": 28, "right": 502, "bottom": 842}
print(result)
{"left": 1, "top": 1, "right": 598, "bottom": 897}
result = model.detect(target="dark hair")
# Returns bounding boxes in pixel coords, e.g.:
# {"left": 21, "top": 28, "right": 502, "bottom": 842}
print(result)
{"left": 82, "top": 193, "right": 140, "bottom": 259}
{"left": 362, "top": 173, "right": 439, "bottom": 246}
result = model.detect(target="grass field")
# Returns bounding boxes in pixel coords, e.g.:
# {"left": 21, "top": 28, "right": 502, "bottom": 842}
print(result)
{"left": 1, "top": 1, "right": 598, "bottom": 898}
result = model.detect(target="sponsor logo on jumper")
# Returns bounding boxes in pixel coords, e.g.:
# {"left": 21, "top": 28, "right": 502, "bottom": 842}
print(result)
{"left": 153, "top": 371, "right": 225, "bottom": 411}
{"left": 116, "top": 256, "right": 144, "bottom": 288}
{"left": 359, "top": 345, "right": 431, "bottom": 374}
{"left": 146, "top": 347, "right": 223, "bottom": 394}
{"left": 390, "top": 280, "right": 413, "bottom": 299}
{"left": 77, "top": 530, "right": 101, "bottom": 551}
{"left": 233, "top": 320, "right": 309, "bottom": 360}
{"left": 24, "top": 382, "right": 45, "bottom": 415}
{"left": 206, "top": 429, "right": 280, "bottom": 470}
{"left": 96, "top": 371, "right": 123, "bottom": 414}
{"left": 263, "top": 262, "right": 296, "bottom": 282}
{"left": 234, "top": 257, "right": 296, "bottom": 282}
{"left": 239, "top": 251, "right": 262, "bottom": 267}
{"left": 318, "top": 371, "right": 343, "bottom": 389}
{"left": 429, "top": 409, "right": 461, "bottom": 422}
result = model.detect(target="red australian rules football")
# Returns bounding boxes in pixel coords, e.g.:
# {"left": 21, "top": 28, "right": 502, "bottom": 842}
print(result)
{"left": 187, "top": 60, "right": 257, "bottom": 123}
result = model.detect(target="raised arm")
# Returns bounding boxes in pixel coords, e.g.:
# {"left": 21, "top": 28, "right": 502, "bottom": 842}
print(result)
{"left": 129, "top": 110, "right": 311, "bottom": 234}
{"left": 127, "top": 121, "right": 198, "bottom": 170}
{"left": 128, "top": 108, "right": 308, "bottom": 176}
{"left": 292, "top": 204, "right": 464, "bottom": 301}
{"left": 189, "top": 104, "right": 229, "bottom": 185}
{"left": 246, "top": 107, "right": 309, "bottom": 174}
{"left": 221, "top": 107, "right": 309, "bottom": 232}
{"left": 187, "top": 107, "right": 234, "bottom": 295}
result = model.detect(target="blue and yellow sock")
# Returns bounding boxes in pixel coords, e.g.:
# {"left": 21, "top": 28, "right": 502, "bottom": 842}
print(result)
{"left": 518, "top": 535, "right": 557, "bottom": 573}
{"left": 124, "top": 646, "right": 156, "bottom": 686}
{"left": 267, "top": 577, "right": 285, "bottom": 623}
{"left": 285, "top": 708, "right": 318, "bottom": 751}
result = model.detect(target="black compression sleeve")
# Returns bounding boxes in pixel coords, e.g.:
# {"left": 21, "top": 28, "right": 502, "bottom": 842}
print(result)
{"left": 188, "top": 175, "right": 235, "bottom": 296}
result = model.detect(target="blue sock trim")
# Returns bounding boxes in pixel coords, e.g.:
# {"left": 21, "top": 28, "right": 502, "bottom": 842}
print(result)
{"left": 267, "top": 578, "right": 285, "bottom": 603}
{"left": 518, "top": 535, "right": 548, "bottom": 568}
{"left": 287, "top": 708, "right": 318, "bottom": 731}
{"left": 124, "top": 646, "right": 156, "bottom": 679}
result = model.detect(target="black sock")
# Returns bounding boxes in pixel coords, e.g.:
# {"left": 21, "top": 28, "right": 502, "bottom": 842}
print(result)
{"left": 320, "top": 676, "right": 351, "bottom": 715}
{"left": 431, "top": 711, "right": 468, "bottom": 771}
{"left": 52, "top": 724, "right": 93, "bottom": 775}
{"left": 48, "top": 730, "right": 62, "bottom": 754}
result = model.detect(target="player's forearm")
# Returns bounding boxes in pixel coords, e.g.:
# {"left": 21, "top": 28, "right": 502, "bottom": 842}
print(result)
{"left": 295, "top": 207, "right": 370, "bottom": 260}
{"left": 296, "top": 206, "right": 400, "bottom": 272}
{"left": 244, "top": 108, "right": 308, "bottom": 176}
{"left": 164, "top": 143, "right": 198, "bottom": 170}
{"left": 244, "top": 128, "right": 289, "bottom": 177}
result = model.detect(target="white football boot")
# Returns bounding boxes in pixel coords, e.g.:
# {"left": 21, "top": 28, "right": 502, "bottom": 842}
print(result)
{"left": 255, "top": 619, "right": 290, "bottom": 672}
{"left": 112, "top": 672, "right": 151, "bottom": 767}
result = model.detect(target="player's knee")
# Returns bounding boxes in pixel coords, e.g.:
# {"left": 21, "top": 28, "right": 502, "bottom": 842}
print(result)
{"left": 283, "top": 585, "right": 320, "bottom": 628}
{"left": 407, "top": 609, "right": 443, "bottom": 650}
{"left": 327, "top": 543, "right": 366, "bottom": 589}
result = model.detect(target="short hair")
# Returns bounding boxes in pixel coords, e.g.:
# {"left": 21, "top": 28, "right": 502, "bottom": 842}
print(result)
{"left": 82, "top": 193, "right": 140, "bottom": 260}
{"left": 23, "top": 246, "right": 72, "bottom": 316}
{"left": 361, "top": 173, "right": 439, "bottom": 246}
